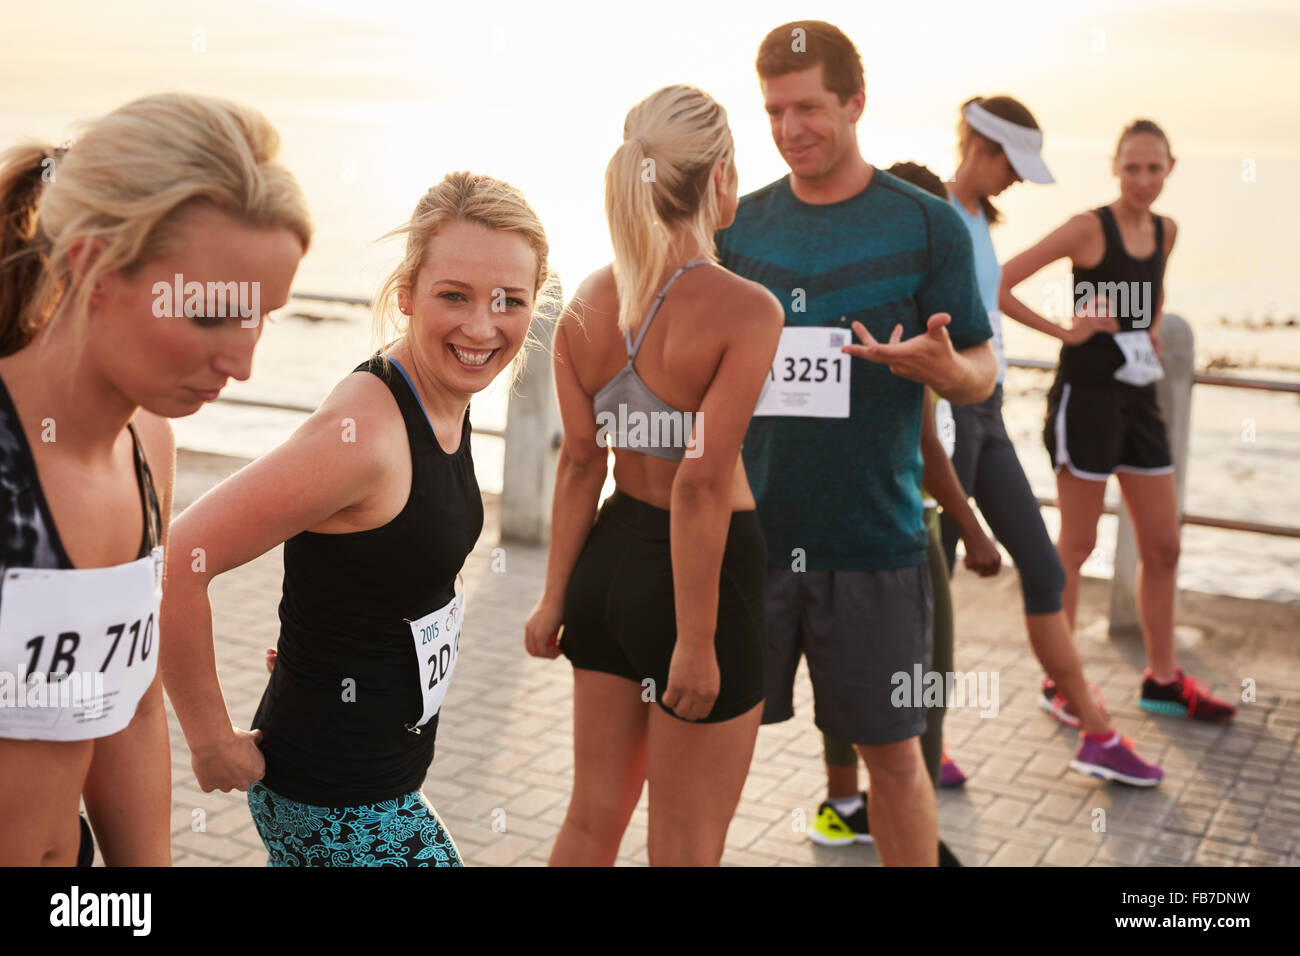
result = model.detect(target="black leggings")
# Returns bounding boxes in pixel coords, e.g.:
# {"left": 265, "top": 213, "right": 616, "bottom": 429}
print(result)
{"left": 939, "top": 385, "right": 1065, "bottom": 616}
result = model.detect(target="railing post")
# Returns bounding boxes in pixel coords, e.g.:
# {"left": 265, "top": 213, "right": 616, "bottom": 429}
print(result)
{"left": 500, "top": 305, "right": 563, "bottom": 545}
{"left": 1108, "top": 313, "right": 1194, "bottom": 634}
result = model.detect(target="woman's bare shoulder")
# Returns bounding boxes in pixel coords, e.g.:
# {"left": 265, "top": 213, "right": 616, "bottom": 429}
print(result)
{"left": 705, "top": 264, "right": 785, "bottom": 331}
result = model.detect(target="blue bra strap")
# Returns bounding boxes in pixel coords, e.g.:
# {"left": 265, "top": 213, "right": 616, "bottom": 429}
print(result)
{"left": 386, "top": 356, "right": 435, "bottom": 433}
{"left": 626, "top": 258, "right": 711, "bottom": 358}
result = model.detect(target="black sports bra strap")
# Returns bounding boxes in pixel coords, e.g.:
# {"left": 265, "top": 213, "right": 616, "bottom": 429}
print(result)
{"left": 627, "top": 258, "right": 711, "bottom": 358}
{"left": 126, "top": 423, "right": 162, "bottom": 553}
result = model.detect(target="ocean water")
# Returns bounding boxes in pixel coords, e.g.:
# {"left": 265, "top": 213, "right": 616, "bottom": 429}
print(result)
{"left": 169, "top": 301, "right": 1300, "bottom": 606}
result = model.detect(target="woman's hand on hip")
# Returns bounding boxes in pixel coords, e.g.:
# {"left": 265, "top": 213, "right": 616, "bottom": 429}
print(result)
{"left": 191, "top": 728, "right": 266, "bottom": 793}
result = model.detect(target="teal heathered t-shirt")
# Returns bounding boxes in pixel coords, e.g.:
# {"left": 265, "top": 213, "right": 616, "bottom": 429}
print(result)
{"left": 716, "top": 169, "right": 990, "bottom": 572}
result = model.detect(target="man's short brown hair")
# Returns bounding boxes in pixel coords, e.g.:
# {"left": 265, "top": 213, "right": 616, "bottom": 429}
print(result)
{"left": 755, "top": 20, "right": 865, "bottom": 104}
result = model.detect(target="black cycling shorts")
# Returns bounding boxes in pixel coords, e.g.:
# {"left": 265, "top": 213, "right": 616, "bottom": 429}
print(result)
{"left": 560, "top": 489, "right": 766, "bottom": 723}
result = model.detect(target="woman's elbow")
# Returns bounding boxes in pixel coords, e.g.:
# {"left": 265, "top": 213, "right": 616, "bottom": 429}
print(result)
{"left": 561, "top": 441, "right": 605, "bottom": 474}
{"left": 671, "top": 465, "right": 729, "bottom": 505}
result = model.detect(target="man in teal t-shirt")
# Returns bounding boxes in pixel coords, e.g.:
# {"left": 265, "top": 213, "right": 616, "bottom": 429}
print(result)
{"left": 715, "top": 20, "right": 995, "bottom": 866}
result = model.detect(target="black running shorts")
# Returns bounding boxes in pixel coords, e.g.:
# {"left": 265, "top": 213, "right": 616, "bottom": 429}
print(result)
{"left": 1044, "top": 378, "right": 1173, "bottom": 481}
{"left": 560, "top": 489, "right": 766, "bottom": 723}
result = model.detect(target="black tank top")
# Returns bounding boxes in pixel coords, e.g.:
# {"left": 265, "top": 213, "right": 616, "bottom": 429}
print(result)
{"left": 1059, "top": 205, "right": 1165, "bottom": 386}
{"left": 0, "top": 375, "right": 161, "bottom": 580}
{"left": 252, "top": 355, "right": 483, "bottom": 807}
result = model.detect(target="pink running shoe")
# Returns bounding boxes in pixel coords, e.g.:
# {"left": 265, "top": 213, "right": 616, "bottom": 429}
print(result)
{"left": 1070, "top": 731, "right": 1163, "bottom": 786}
{"left": 1038, "top": 678, "right": 1108, "bottom": 729}
{"left": 939, "top": 752, "right": 966, "bottom": 787}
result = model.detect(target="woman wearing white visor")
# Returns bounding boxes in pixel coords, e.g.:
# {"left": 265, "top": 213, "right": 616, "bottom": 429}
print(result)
{"left": 939, "top": 96, "right": 1163, "bottom": 786}
{"left": 1000, "top": 118, "right": 1237, "bottom": 728}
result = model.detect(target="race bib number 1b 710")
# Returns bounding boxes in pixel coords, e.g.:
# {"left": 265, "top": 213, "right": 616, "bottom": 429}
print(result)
{"left": 753, "top": 327, "right": 851, "bottom": 418}
{"left": 0, "top": 546, "right": 163, "bottom": 741}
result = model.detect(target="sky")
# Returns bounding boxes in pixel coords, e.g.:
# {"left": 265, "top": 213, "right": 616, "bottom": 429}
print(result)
{"left": 4, "top": 1, "right": 1294, "bottom": 593}
{"left": 3, "top": 0, "right": 1298, "bottom": 320}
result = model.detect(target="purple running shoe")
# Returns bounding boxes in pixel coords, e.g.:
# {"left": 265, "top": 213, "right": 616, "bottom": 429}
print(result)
{"left": 939, "top": 752, "right": 967, "bottom": 788}
{"left": 1070, "top": 732, "right": 1163, "bottom": 787}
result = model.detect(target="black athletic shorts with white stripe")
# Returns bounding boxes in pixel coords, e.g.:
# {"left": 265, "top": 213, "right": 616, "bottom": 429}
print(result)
{"left": 1044, "top": 377, "right": 1173, "bottom": 481}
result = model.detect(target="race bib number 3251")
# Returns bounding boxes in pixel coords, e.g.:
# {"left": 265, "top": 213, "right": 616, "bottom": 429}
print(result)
{"left": 753, "top": 327, "right": 851, "bottom": 418}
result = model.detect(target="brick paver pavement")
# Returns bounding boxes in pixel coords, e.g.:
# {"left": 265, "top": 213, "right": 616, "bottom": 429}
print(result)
{"left": 154, "top": 452, "right": 1300, "bottom": 868}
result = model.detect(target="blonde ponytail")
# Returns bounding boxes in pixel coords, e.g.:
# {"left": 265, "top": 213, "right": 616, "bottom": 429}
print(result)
{"left": 605, "top": 85, "right": 733, "bottom": 335}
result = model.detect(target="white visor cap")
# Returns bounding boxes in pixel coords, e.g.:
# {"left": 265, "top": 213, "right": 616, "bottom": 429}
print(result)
{"left": 963, "top": 101, "right": 1054, "bottom": 184}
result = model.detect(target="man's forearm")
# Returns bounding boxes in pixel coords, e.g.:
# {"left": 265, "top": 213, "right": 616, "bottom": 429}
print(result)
{"left": 934, "top": 344, "right": 997, "bottom": 405}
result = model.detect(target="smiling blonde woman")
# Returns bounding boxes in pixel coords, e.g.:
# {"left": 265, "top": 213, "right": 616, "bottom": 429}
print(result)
{"left": 162, "top": 171, "right": 553, "bottom": 866}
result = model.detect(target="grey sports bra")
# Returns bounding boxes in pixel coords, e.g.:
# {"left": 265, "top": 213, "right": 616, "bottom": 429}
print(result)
{"left": 592, "top": 259, "right": 710, "bottom": 462}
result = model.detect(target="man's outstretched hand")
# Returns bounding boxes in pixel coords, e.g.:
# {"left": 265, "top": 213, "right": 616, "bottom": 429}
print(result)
{"left": 842, "top": 312, "right": 958, "bottom": 392}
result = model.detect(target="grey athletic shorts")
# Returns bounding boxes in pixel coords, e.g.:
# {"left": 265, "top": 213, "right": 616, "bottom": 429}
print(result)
{"left": 761, "top": 563, "right": 932, "bottom": 746}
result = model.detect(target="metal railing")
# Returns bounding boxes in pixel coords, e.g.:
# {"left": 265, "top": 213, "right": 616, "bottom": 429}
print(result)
{"left": 221, "top": 296, "right": 1299, "bottom": 547}
{"left": 214, "top": 292, "right": 507, "bottom": 440}
{"left": 1002, "top": 354, "right": 1300, "bottom": 539}
{"left": 1008, "top": 356, "right": 1300, "bottom": 395}
{"left": 213, "top": 394, "right": 506, "bottom": 441}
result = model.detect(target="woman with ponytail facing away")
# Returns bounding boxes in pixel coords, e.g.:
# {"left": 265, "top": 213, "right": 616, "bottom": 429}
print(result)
{"left": 525, "top": 85, "right": 783, "bottom": 866}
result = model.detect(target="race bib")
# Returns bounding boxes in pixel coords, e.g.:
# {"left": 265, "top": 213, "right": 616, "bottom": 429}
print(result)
{"left": 0, "top": 546, "right": 163, "bottom": 741}
{"left": 935, "top": 397, "right": 956, "bottom": 459}
{"left": 989, "top": 310, "right": 1008, "bottom": 383}
{"left": 1112, "top": 330, "right": 1163, "bottom": 387}
{"left": 753, "top": 327, "right": 851, "bottom": 418}
{"left": 408, "top": 584, "right": 463, "bottom": 729}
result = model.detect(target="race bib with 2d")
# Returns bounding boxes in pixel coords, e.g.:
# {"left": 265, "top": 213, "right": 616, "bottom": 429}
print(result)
{"left": 408, "top": 584, "right": 464, "bottom": 730}
{"left": 0, "top": 546, "right": 163, "bottom": 741}
{"left": 753, "top": 326, "right": 851, "bottom": 418}
{"left": 1112, "top": 330, "right": 1164, "bottom": 387}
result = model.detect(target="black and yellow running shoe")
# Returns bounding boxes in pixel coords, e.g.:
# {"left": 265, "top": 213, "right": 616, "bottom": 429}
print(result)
{"left": 809, "top": 794, "right": 872, "bottom": 846}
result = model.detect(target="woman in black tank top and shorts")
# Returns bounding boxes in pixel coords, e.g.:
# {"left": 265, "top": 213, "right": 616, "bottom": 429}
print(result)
{"left": 162, "top": 172, "right": 554, "bottom": 866}
{"left": 523, "top": 85, "right": 783, "bottom": 866}
{"left": 0, "top": 94, "right": 308, "bottom": 866}
{"left": 1000, "top": 119, "right": 1235, "bottom": 724}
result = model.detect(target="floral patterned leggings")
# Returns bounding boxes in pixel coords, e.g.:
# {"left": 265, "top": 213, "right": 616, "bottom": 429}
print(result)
{"left": 247, "top": 781, "right": 463, "bottom": 867}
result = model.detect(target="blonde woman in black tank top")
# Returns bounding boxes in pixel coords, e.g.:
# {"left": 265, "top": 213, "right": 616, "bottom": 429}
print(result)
{"left": 162, "top": 173, "right": 552, "bottom": 866}
{"left": 999, "top": 120, "right": 1236, "bottom": 725}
